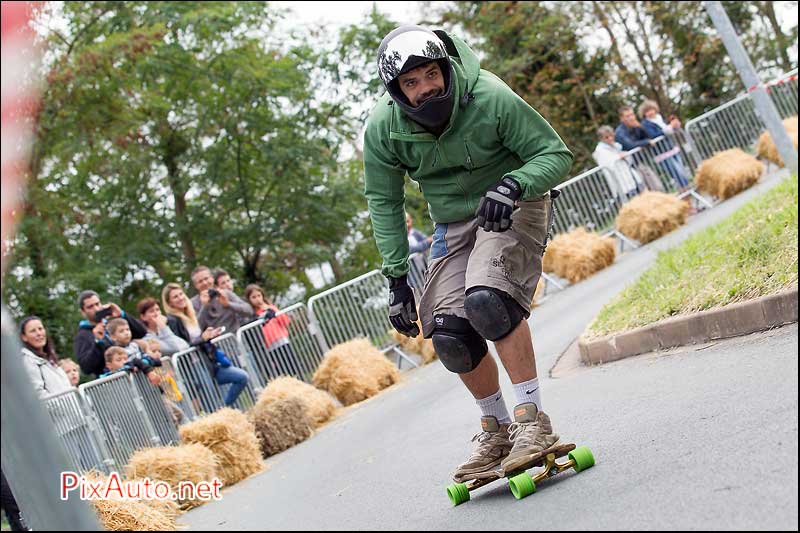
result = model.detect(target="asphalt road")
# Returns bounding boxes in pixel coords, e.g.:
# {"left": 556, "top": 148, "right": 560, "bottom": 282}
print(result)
{"left": 185, "top": 171, "right": 798, "bottom": 530}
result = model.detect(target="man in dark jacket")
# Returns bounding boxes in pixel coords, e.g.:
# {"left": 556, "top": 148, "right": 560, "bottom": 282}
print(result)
{"left": 614, "top": 106, "right": 665, "bottom": 191}
{"left": 73, "top": 290, "right": 147, "bottom": 377}
{"left": 614, "top": 106, "right": 657, "bottom": 151}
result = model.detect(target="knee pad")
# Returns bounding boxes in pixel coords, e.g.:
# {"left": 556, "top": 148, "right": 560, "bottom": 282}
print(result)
{"left": 464, "top": 286, "right": 529, "bottom": 341}
{"left": 430, "top": 315, "right": 488, "bottom": 374}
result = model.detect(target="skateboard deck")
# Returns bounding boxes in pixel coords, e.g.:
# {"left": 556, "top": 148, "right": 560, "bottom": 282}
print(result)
{"left": 446, "top": 442, "right": 595, "bottom": 505}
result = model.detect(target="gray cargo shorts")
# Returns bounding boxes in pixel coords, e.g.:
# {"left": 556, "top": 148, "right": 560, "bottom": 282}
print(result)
{"left": 418, "top": 196, "right": 551, "bottom": 338}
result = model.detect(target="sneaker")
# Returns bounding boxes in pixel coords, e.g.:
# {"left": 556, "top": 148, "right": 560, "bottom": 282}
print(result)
{"left": 452, "top": 416, "right": 513, "bottom": 482}
{"left": 500, "top": 403, "right": 560, "bottom": 474}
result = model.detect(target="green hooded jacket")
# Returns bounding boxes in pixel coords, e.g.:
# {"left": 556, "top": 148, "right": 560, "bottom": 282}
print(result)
{"left": 363, "top": 31, "right": 574, "bottom": 279}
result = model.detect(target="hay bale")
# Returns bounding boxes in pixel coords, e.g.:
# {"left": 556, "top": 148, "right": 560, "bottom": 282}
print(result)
{"left": 541, "top": 228, "right": 616, "bottom": 283}
{"left": 92, "top": 497, "right": 180, "bottom": 531}
{"left": 83, "top": 472, "right": 181, "bottom": 531}
{"left": 615, "top": 191, "right": 690, "bottom": 244}
{"left": 756, "top": 116, "right": 798, "bottom": 166}
{"left": 312, "top": 338, "right": 400, "bottom": 406}
{"left": 390, "top": 325, "right": 437, "bottom": 365}
{"left": 126, "top": 443, "right": 219, "bottom": 510}
{"left": 695, "top": 148, "right": 764, "bottom": 199}
{"left": 530, "top": 277, "right": 545, "bottom": 308}
{"left": 249, "top": 396, "right": 314, "bottom": 458}
{"left": 255, "top": 376, "right": 338, "bottom": 428}
{"left": 179, "top": 408, "right": 263, "bottom": 485}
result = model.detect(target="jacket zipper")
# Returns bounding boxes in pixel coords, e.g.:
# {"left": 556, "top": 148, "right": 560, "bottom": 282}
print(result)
{"left": 464, "top": 139, "right": 474, "bottom": 173}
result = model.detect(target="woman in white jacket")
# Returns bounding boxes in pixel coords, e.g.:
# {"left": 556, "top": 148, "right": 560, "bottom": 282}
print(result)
{"left": 20, "top": 316, "right": 72, "bottom": 399}
{"left": 592, "top": 125, "right": 642, "bottom": 201}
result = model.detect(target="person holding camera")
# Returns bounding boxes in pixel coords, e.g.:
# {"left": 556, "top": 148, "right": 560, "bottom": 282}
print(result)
{"left": 190, "top": 266, "right": 253, "bottom": 334}
{"left": 73, "top": 290, "right": 148, "bottom": 377}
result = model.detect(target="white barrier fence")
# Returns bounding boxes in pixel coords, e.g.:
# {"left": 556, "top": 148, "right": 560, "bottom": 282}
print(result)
{"left": 42, "top": 389, "right": 114, "bottom": 473}
{"left": 685, "top": 68, "right": 798, "bottom": 162}
{"left": 237, "top": 304, "right": 326, "bottom": 387}
{"left": 308, "top": 270, "right": 418, "bottom": 369}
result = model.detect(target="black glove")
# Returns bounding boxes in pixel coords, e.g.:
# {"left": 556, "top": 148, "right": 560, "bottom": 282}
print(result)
{"left": 388, "top": 275, "right": 420, "bottom": 337}
{"left": 475, "top": 176, "right": 522, "bottom": 232}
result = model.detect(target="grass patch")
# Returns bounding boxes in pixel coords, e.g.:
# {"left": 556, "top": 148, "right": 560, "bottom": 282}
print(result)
{"left": 586, "top": 176, "right": 798, "bottom": 338}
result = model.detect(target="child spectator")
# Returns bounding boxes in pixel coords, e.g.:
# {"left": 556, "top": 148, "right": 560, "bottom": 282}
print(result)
{"left": 244, "top": 284, "right": 302, "bottom": 378}
{"left": 146, "top": 339, "right": 186, "bottom": 426}
{"left": 58, "top": 358, "right": 81, "bottom": 387}
{"left": 101, "top": 344, "right": 161, "bottom": 386}
{"left": 106, "top": 318, "right": 150, "bottom": 360}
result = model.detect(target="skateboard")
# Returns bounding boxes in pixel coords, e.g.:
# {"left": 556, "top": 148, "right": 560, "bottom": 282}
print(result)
{"left": 446, "top": 443, "right": 595, "bottom": 506}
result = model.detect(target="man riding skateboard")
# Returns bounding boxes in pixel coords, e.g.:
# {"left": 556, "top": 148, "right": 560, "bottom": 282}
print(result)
{"left": 363, "top": 25, "right": 574, "bottom": 481}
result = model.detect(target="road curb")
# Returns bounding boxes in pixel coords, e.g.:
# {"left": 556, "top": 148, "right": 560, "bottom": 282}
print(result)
{"left": 578, "top": 287, "right": 798, "bottom": 365}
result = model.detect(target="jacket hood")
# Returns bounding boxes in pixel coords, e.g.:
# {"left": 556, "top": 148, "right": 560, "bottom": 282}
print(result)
{"left": 433, "top": 30, "right": 481, "bottom": 102}
{"left": 382, "top": 30, "right": 482, "bottom": 135}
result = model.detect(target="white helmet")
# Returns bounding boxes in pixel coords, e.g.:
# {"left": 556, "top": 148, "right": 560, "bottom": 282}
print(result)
{"left": 377, "top": 25, "right": 455, "bottom": 134}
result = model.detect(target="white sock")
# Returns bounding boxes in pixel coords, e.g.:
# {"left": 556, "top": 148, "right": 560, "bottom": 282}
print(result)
{"left": 476, "top": 389, "right": 511, "bottom": 424}
{"left": 512, "top": 377, "right": 542, "bottom": 412}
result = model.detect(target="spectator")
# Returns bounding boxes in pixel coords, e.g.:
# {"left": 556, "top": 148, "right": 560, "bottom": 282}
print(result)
{"left": 59, "top": 358, "right": 81, "bottom": 387}
{"left": 161, "top": 283, "right": 222, "bottom": 345}
{"left": 20, "top": 316, "right": 73, "bottom": 398}
{"left": 214, "top": 269, "right": 234, "bottom": 292}
{"left": 406, "top": 212, "right": 433, "bottom": 255}
{"left": 137, "top": 297, "right": 190, "bottom": 357}
{"left": 190, "top": 266, "right": 253, "bottom": 333}
{"left": 104, "top": 321, "right": 162, "bottom": 386}
{"left": 100, "top": 345, "right": 160, "bottom": 382}
{"left": 638, "top": 99, "right": 681, "bottom": 134}
{"left": 196, "top": 339, "right": 250, "bottom": 407}
{"left": 592, "top": 125, "right": 641, "bottom": 200}
{"left": 614, "top": 106, "right": 665, "bottom": 192}
{"left": 145, "top": 338, "right": 186, "bottom": 426}
{"left": 106, "top": 318, "right": 150, "bottom": 359}
{"left": 162, "top": 282, "right": 248, "bottom": 410}
{"left": 406, "top": 212, "right": 432, "bottom": 293}
{"left": 639, "top": 99, "right": 691, "bottom": 191}
{"left": 243, "top": 284, "right": 302, "bottom": 377}
{"left": 73, "top": 290, "right": 148, "bottom": 377}
{"left": 99, "top": 346, "right": 132, "bottom": 376}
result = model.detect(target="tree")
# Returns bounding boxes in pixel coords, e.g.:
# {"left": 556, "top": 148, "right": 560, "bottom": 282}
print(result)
{"left": 3, "top": 1, "right": 363, "bottom": 355}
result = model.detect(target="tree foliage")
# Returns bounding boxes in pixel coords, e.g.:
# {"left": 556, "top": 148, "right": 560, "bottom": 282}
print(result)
{"left": 433, "top": 0, "right": 797, "bottom": 172}
{"left": 4, "top": 1, "right": 365, "bottom": 355}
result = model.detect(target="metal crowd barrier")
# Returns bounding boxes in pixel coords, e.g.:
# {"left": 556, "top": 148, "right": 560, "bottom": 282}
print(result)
{"left": 308, "top": 269, "right": 418, "bottom": 369}
{"left": 130, "top": 371, "right": 181, "bottom": 446}
{"left": 237, "top": 304, "right": 326, "bottom": 387}
{"left": 172, "top": 334, "right": 257, "bottom": 416}
{"left": 152, "top": 355, "right": 196, "bottom": 421}
{"left": 78, "top": 372, "right": 162, "bottom": 469}
{"left": 685, "top": 68, "right": 798, "bottom": 161}
{"left": 552, "top": 133, "right": 714, "bottom": 256}
{"left": 407, "top": 251, "right": 429, "bottom": 300}
{"left": 42, "top": 389, "right": 113, "bottom": 474}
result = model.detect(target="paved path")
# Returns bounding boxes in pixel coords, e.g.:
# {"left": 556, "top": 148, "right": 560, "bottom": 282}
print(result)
{"left": 185, "top": 171, "right": 798, "bottom": 530}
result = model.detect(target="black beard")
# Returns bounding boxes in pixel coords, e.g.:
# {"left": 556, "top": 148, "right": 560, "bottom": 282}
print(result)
{"left": 416, "top": 88, "right": 443, "bottom": 107}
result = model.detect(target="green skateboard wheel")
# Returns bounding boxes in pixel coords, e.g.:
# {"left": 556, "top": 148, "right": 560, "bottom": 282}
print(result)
{"left": 508, "top": 472, "right": 536, "bottom": 500}
{"left": 569, "top": 445, "right": 595, "bottom": 472}
{"left": 447, "top": 483, "right": 470, "bottom": 506}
